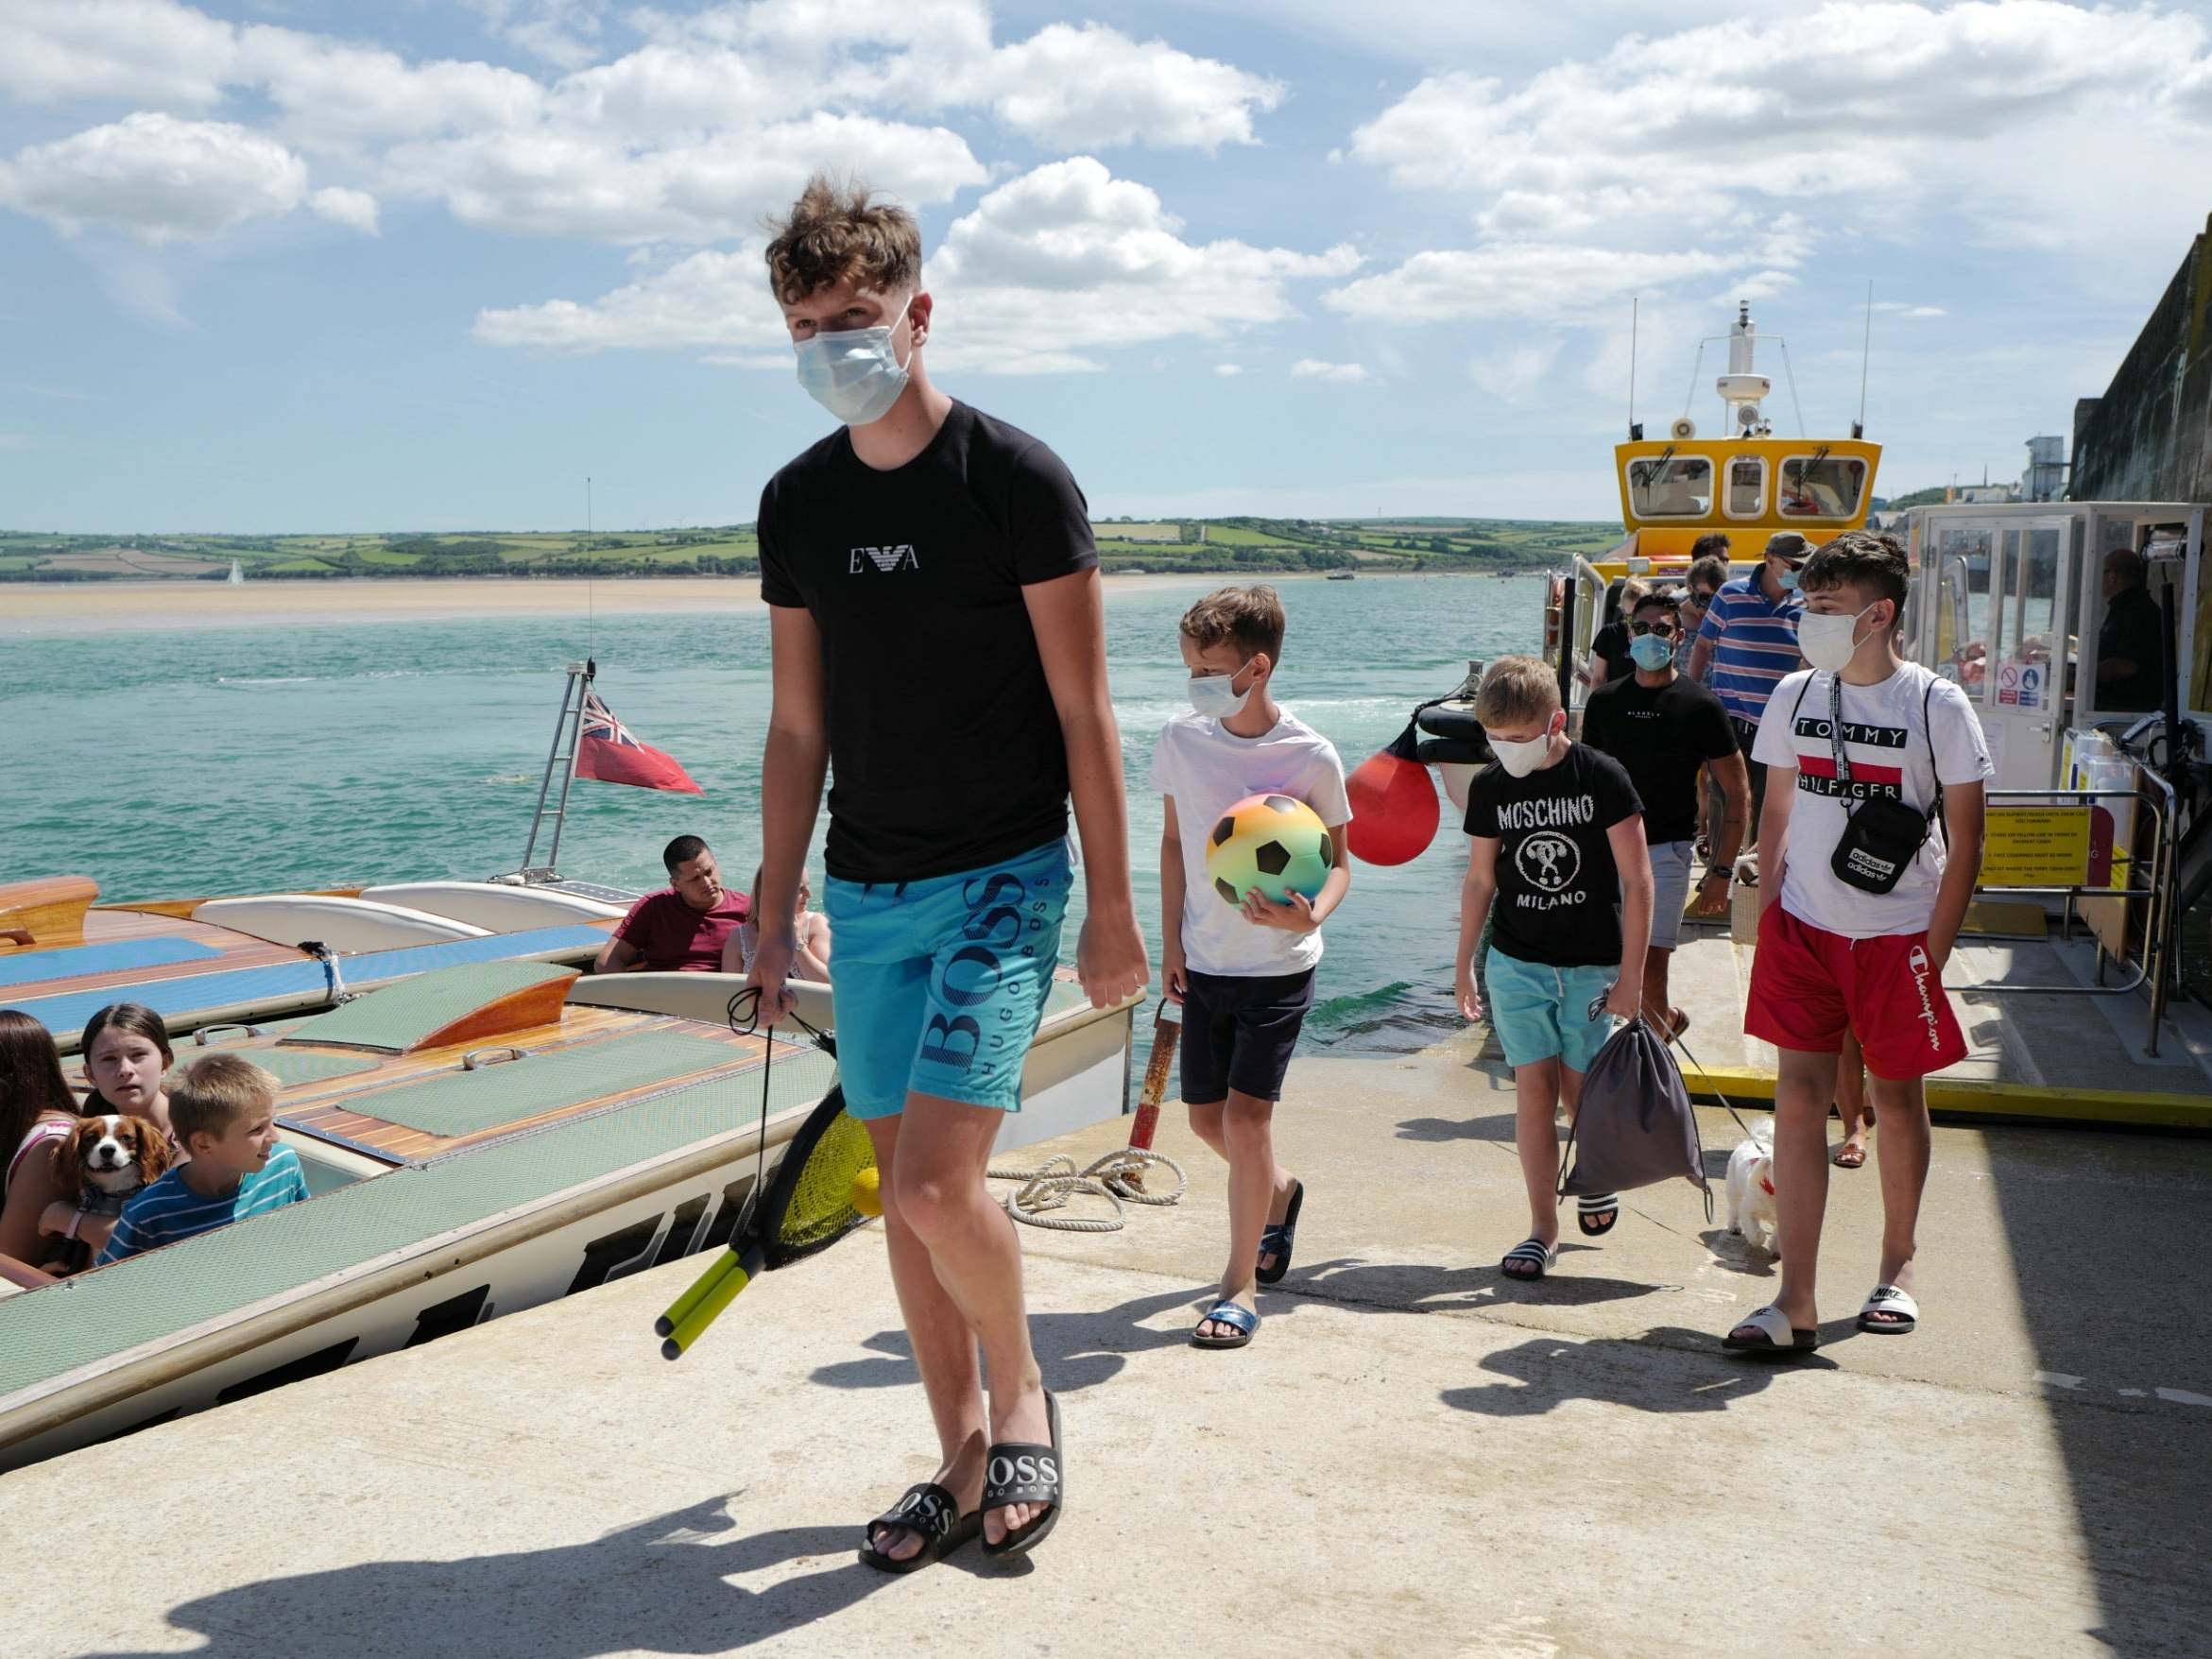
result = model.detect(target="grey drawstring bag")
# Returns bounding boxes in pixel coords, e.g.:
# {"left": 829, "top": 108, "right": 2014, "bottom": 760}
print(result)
{"left": 1557, "top": 1013, "right": 1712, "bottom": 1221}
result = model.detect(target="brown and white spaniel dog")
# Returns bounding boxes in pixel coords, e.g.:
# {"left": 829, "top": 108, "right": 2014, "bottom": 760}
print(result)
{"left": 43, "top": 1115, "right": 174, "bottom": 1273}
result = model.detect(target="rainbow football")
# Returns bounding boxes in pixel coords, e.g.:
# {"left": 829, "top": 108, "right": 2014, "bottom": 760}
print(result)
{"left": 1205, "top": 794, "right": 1333, "bottom": 908}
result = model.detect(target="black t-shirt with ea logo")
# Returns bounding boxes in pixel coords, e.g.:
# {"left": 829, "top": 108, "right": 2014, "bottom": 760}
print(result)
{"left": 758, "top": 401, "right": 1097, "bottom": 884}
{"left": 1463, "top": 742, "right": 1644, "bottom": 968}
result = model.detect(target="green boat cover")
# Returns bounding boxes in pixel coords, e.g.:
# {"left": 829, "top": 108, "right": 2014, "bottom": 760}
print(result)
{"left": 338, "top": 1030, "right": 745, "bottom": 1137}
{"left": 283, "top": 961, "right": 577, "bottom": 1053}
{"left": 0, "top": 1041, "right": 839, "bottom": 1401}
{"left": 176, "top": 1050, "right": 381, "bottom": 1088}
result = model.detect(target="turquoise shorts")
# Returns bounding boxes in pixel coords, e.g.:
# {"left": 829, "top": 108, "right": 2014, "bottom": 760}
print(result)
{"left": 824, "top": 840, "right": 1071, "bottom": 1119}
{"left": 1484, "top": 947, "right": 1618, "bottom": 1073}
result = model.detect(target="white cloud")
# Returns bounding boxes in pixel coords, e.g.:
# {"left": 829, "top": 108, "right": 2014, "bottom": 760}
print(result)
{"left": 475, "top": 246, "right": 782, "bottom": 351}
{"left": 1291, "top": 359, "right": 1371, "bottom": 384}
{"left": 309, "top": 186, "right": 380, "bottom": 234}
{"left": 1874, "top": 302, "right": 1947, "bottom": 318}
{"left": 386, "top": 111, "right": 984, "bottom": 243}
{"left": 1328, "top": 244, "right": 1741, "bottom": 325}
{"left": 982, "top": 24, "right": 1284, "bottom": 151}
{"left": 0, "top": 0, "right": 1286, "bottom": 252}
{"left": 1346, "top": 2, "right": 2212, "bottom": 255}
{"left": 1214, "top": 364, "right": 1243, "bottom": 376}
{"left": 460, "top": 0, "right": 609, "bottom": 71}
{"left": 477, "top": 157, "right": 1363, "bottom": 373}
{"left": 0, "top": 0, "right": 236, "bottom": 105}
{"left": 0, "top": 113, "right": 309, "bottom": 243}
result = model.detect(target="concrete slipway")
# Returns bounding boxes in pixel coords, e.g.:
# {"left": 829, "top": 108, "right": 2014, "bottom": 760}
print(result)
{"left": 12, "top": 1030, "right": 2211, "bottom": 1659}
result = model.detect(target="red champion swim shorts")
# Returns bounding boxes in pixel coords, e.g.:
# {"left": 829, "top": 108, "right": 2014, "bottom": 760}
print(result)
{"left": 1744, "top": 902, "right": 1967, "bottom": 1080}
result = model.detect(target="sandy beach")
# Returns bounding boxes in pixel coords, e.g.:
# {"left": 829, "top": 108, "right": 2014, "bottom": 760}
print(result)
{"left": 2, "top": 572, "right": 1240, "bottom": 635}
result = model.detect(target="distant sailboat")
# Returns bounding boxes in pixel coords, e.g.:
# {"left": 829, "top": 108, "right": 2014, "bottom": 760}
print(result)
{"left": 227, "top": 559, "right": 245, "bottom": 586}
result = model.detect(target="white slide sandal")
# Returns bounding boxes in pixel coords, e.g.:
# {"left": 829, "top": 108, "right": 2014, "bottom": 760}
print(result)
{"left": 1858, "top": 1284, "right": 1919, "bottom": 1334}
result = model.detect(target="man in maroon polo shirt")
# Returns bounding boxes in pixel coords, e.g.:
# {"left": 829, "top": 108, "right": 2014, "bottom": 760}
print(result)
{"left": 594, "top": 835, "right": 749, "bottom": 972}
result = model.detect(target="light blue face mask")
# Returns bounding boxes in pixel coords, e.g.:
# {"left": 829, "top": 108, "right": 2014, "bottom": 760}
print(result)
{"left": 1628, "top": 632, "right": 1675, "bottom": 671}
{"left": 794, "top": 297, "right": 913, "bottom": 425}
{"left": 1775, "top": 564, "right": 1801, "bottom": 593}
{"left": 1188, "top": 659, "right": 1255, "bottom": 719}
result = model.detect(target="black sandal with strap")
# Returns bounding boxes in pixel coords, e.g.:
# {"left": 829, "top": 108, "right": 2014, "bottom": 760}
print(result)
{"left": 1255, "top": 1179, "right": 1304, "bottom": 1286}
{"left": 1500, "top": 1237, "right": 1556, "bottom": 1280}
{"left": 860, "top": 1481, "right": 981, "bottom": 1574}
{"left": 1576, "top": 1192, "right": 1620, "bottom": 1237}
{"left": 980, "top": 1390, "right": 1063, "bottom": 1558}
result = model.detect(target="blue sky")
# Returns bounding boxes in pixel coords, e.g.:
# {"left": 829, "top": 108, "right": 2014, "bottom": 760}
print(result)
{"left": 3, "top": 0, "right": 2210, "bottom": 532}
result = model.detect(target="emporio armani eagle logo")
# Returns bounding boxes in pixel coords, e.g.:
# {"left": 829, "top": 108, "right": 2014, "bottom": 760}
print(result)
{"left": 849, "top": 544, "right": 919, "bottom": 573}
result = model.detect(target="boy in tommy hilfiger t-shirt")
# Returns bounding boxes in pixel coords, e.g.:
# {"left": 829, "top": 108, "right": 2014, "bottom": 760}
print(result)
{"left": 1724, "top": 530, "right": 1991, "bottom": 1358}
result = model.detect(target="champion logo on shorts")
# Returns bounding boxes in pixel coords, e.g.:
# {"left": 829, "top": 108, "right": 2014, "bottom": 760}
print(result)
{"left": 849, "top": 543, "right": 919, "bottom": 573}
{"left": 1908, "top": 943, "right": 1942, "bottom": 1051}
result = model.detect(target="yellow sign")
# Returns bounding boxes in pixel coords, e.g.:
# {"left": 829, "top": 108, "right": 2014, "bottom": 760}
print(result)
{"left": 1981, "top": 806, "right": 2094, "bottom": 886}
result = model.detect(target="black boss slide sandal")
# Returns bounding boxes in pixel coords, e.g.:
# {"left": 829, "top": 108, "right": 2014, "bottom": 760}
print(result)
{"left": 1256, "top": 1179, "right": 1304, "bottom": 1285}
{"left": 859, "top": 1482, "right": 981, "bottom": 1574}
{"left": 980, "top": 1390, "right": 1063, "bottom": 1559}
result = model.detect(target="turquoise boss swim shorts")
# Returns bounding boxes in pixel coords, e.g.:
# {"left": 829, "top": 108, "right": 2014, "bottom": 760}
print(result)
{"left": 824, "top": 839, "right": 1071, "bottom": 1118}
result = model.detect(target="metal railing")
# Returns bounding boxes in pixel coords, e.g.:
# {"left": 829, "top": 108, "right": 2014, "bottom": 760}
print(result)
{"left": 1954, "top": 771, "right": 2180, "bottom": 1054}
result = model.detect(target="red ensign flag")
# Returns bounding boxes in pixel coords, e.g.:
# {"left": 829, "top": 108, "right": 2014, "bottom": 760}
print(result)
{"left": 576, "top": 689, "right": 704, "bottom": 795}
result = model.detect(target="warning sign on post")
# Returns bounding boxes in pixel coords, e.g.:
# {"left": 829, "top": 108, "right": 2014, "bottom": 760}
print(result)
{"left": 1996, "top": 662, "right": 2045, "bottom": 709}
{"left": 1981, "top": 805, "right": 2111, "bottom": 887}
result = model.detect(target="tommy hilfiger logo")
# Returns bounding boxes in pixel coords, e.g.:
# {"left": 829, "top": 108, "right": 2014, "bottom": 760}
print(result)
{"left": 849, "top": 544, "right": 919, "bottom": 573}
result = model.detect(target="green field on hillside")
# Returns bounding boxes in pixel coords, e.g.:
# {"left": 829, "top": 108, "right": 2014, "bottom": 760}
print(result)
{"left": 0, "top": 516, "right": 1618, "bottom": 581}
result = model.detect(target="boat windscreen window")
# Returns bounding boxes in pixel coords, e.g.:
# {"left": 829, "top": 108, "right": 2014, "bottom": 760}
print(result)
{"left": 1778, "top": 455, "right": 1867, "bottom": 519}
{"left": 1626, "top": 455, "right": 1713, "bottom": 518}
{"left": 1724, "top": 457, "right": 1765, "bottom": 518}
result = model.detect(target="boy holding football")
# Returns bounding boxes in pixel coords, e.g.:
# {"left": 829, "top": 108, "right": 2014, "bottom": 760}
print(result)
{"left": 1153, "top": 585, "right": 1351, "bottom": 1349}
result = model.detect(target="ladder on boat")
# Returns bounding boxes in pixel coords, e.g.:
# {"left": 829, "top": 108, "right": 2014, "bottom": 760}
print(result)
{"left": 514, "top": 658, "right": 593, "bottom": 882}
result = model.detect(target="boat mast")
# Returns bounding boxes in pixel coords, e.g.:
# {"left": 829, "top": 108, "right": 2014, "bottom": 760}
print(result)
{"left": 517, "top": 658, "right": 593, "bottom": 879}
{"left": 1717, "top": 302, "right": 1773, "bottom": 437}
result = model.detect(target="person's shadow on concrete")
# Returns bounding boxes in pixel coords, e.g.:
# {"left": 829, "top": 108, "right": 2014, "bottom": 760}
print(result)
{"left": 810, "top": 1283, "right": 1217, "bottom": 1393}
{"left": 1283, "top": 1254, "right": 1673, "bottom": 1313}
{"left": 1395, "top": 1111, "right": 1517, "bottom": 1145}
{"left": 72, "top": 1494, "right": 991, "bottom": 1659}
{"left": 1441, "top": 1325, "right": 1839, "bottom": 1417}
{"left": 1699, "top": 1226, "right": 1778, "bottom": 1277}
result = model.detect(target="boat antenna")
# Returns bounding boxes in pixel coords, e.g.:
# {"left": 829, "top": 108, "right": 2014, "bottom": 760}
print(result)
{"left": 586, "top": 473, "right": 595, "bottom": 658}
{"left": 1855, "top": 280, "right": 1873, "bottom": 439}
{"left": 1627, "top": 296, "right": 1641, "bottom": 440}
{"left": 1680, "top": 337, "right": 1708, "bottom": 420}
{"left": 1775, "top": 339, "right": 1808, "bottom": 437}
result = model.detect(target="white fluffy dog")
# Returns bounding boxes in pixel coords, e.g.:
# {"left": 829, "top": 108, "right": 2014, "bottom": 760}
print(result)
{"left": 1725, "top": 1128, "right": 1778, "bottom": 1253}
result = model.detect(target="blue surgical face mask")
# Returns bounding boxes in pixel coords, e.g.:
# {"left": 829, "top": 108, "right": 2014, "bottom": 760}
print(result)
{"left": 1629, "top": 633, "right": 1675, "bottom": 671}
{"left": 794, "top": 297, "right": 913, "bottom": 425}
{"left": 1189, "top": 659, "right": 1255, "bottom": 719}
{"left": 1775, "top": 564, "right": 1801, "bottom": 593}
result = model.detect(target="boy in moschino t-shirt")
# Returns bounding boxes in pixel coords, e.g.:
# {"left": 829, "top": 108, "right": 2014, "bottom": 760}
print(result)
{"left": 1455, "top": 657, "right": 1653, "bottom": 1285}
{"left": 1724, "top": 530, "right": 1992, "bottom": 1358}
{"left": 747, "top": 177, "right": 1148, "bottom": 1571}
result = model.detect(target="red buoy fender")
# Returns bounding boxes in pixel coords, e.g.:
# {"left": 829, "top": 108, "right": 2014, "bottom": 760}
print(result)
{"left": 1346, "top": 721, "right": 1440, "bottom": 866}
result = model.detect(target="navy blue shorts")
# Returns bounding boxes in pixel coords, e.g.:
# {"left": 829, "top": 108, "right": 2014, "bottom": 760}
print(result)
{"left": 1178, "top": 967, "right": 1315, "bottom": 1104}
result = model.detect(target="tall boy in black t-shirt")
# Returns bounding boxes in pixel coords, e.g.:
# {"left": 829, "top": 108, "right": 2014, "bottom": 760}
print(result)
{"left": 1454, "top": 657, "right": 1652, "bottom": 1281}
{"left": 747, "top": 177, "right": 1147, "bottom": 1571}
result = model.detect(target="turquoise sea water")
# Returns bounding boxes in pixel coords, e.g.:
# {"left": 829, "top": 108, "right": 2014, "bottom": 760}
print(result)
{"left": 5, "top": 574, "right": 1548, "bottom": 1052}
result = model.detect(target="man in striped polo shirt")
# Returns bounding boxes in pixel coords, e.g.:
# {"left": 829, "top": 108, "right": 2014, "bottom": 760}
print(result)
{"left": 1689, "top": 530, "right": 1808, "bottom": 819}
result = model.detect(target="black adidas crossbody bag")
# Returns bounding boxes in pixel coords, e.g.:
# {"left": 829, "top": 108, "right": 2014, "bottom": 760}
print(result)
{"left": 1794, "top": 671, "right": 1942, "bottom": 896}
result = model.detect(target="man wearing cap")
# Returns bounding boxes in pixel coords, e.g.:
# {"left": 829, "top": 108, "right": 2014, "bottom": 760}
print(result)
{"left": 1689, "top": 530, "right": 1808, "bottom": 822}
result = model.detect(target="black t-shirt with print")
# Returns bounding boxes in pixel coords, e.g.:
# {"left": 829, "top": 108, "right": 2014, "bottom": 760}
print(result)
{"left": 1581, "top": 672, "right": 1738, "bottom": 844}
{"left": 1464, "top": 743, "right": 1644, "bottom": 967}
{"left": 758, "top": 401, "right": 1097, "bottom": 884}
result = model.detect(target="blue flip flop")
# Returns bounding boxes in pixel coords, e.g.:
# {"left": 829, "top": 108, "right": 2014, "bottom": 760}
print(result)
{"left": 1192, "top": 1299, "right": 1259, "bottom": 1350}
{"left": 1255, "top": 1180, "right": 1304, "bottom": 1286}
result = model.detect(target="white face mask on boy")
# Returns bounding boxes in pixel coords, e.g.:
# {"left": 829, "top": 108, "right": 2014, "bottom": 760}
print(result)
{"left": 794, "top": 297, "right": 914, "bottom": 425}
{"left": 1798, "top": 601, "right": 1883, "bottom": 673}
{"left": 1490, "top": 716, "right": 1560, "bottom": 778}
